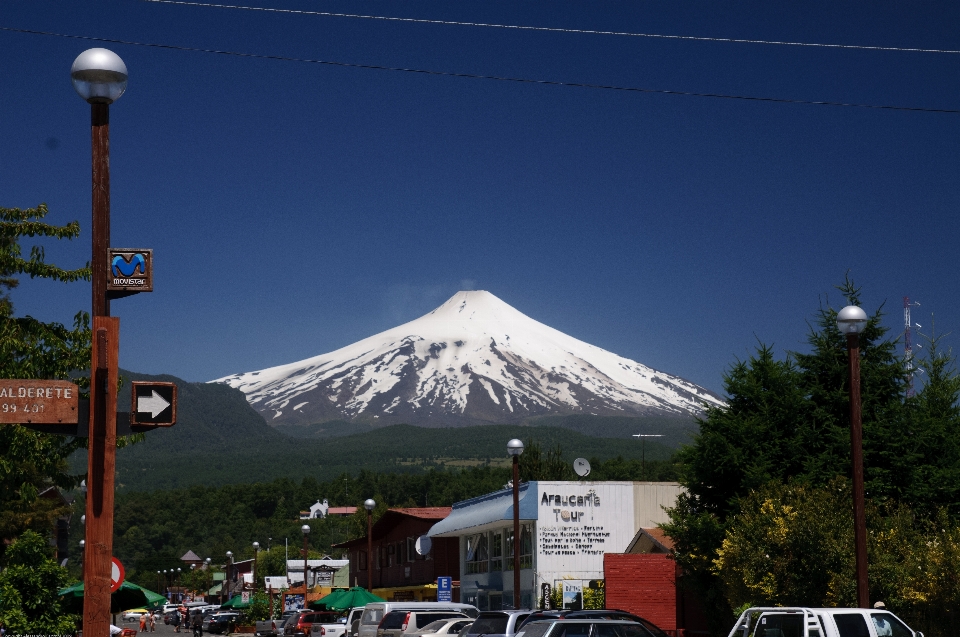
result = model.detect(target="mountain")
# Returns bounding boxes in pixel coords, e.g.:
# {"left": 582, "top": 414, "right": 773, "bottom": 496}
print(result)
{"left": 214, "top": 291, "right": 723, "bottom": 427}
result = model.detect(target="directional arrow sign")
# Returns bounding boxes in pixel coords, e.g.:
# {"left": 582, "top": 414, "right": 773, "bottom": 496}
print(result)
{"left": 130, "top": 382, "right": 176, "bottom": 426}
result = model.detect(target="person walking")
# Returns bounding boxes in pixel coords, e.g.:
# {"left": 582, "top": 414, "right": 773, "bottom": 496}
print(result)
{"left": 149, "top": 611, "right": 157, "bottom": 632}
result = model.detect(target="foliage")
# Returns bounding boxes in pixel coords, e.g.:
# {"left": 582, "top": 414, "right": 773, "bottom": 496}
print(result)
{"left": 519, "top": 439, "right": 572, "bottom": 481}
{"left": 245, "top": 591, "right": 270, "bottom": 622}
{"left": 712, "top": 480, "right": 960, "bottom": 637}
{"left": 663, "top": 278, "right": 960, "bottom": 635}
{"left": 0, "top": 530, "right": 80, "bottom": 634}
{"left": 0, "top": 204, "right": 91, "bottom": 555}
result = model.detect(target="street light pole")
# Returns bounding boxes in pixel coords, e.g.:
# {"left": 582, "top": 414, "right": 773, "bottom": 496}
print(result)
{"left": 507, "top": 439, "right": 524, "bottom": 610}
{"left": 253, "top": 541, "right": 260, "bottom": 594}
{"left": 632, "top": 434, "right": 663, "bottom": 479}
{"left": 72, "top": 47, "right": 127, "bottom": 637}
{"left": 364, "top": 499, "right": 376, "bottom": 592}
{"left": 301, "top": 524, "right": 311, "bottom": 603}
{"left": 838, "top": 305, "right": 870, "bottom": 609}
{"left": 226, "top": 551, "right": 233, "bottom": 604}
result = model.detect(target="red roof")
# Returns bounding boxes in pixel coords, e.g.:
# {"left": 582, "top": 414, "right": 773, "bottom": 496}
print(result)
{"left": 643, "top": 528, "right": 675, "bottom": 551}
{"left": 328, "top": 506, "right": 357, "bottom": 515}
{"left": 389, "top": 507, "right": 452, "bottom": 520}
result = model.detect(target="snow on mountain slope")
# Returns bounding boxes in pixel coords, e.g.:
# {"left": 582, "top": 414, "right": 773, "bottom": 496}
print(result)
{"left": 213, "top": 291, "right": 724, "bottom": 426}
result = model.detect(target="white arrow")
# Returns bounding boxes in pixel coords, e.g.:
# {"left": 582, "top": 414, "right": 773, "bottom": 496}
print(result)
{"left": 137, "top": 390, "right": 170, "bottom": 417}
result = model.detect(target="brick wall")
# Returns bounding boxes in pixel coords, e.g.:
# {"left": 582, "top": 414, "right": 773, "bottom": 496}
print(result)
{"left": 604, "top": 553, "right": 677, "bottom": 632}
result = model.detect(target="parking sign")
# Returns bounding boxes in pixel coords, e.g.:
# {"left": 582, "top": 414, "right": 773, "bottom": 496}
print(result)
{"left": 437, "top": 576, "right": 452, "bottom": 602}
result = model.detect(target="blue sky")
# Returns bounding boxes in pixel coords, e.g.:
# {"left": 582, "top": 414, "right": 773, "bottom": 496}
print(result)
{"left": 2, "top": 0, "right": 958, "bottom": 394}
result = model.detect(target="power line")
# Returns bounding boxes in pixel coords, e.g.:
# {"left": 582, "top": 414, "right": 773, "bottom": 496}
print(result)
{"left": 141, "top": 0, "right": 960, "bottom": 56}
{"left": 2, "top": 25, "right": 958, "bottom": 114}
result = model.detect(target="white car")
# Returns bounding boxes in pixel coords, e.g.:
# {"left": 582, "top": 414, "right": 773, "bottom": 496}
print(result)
{"left": 415, "top": 619, "right": 475, "bottom": 636}
{"left": 122, "top": 609, "right": 148, "bottom": 622}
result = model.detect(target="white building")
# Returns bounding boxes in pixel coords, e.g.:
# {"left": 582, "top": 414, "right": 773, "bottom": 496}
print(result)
{"left": 427, "top": 481, "right": 682, "bottom": 611}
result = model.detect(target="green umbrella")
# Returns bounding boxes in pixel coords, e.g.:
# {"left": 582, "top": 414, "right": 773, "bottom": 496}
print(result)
{"left": 221, "top": 594, "right": 252, "bottom": 609}
{"left": 325, "top": 587, "right": 384, "bottom": 611}
{"left": 308, "top": 588, "right": 348, "bottom": 610}
{"left": 58, "top": 580, "right": 167, "bottom": 614}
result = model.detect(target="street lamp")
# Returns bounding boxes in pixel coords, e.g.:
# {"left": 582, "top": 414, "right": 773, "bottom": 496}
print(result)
{"left": 226, "top": 551, "right": 234, "bottom": 604}
{"left": 364, "top": 499, "right": 376, "bottom": 592}
{"left": 301, "top": 524, "right": 311, "bottom": 600}
{"left": 72, "top": 47, "right": 128, "bottom": 637}
{"left": 507, "top": 439, "right": 524, "bottom": 610}
{"left": 837, "top": 305, "right": 870, "bottom": 608}
{"left": 253, "top": 541, "right": 260, "bottom": 593}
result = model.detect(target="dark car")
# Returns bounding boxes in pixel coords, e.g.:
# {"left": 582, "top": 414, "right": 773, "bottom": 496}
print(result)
{"left": 517, "top": 612, "right": 648, "bottom": 632}
{"left": 205, "top": 612, "right": 241, "bottom": 634}
{"left": 378, "top": 611, "right": 471, "bottom": 637}
{"left": 285, "top": 611, "right": 343, "bottom": 637}
{"left": 463, "top": 611, "right": 533, "bottom": 637}
{"left": 515, "top": 619, "right": 667, "bottom": 637}
{"left": 517, "top": 620, "right": 668, "bottom": 637}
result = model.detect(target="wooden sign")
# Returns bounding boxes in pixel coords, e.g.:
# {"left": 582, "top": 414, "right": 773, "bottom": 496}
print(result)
{"left": 106, "top": 248, "right": 153, "bottom": 293}
{"left": 0, "top": 380, "right": 80, "bottom": 424}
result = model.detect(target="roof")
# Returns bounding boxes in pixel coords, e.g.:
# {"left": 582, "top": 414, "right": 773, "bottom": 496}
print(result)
{"left": 332, "top": 507, "right": 454, "bottom": 549}
{"left": 328, "top": 506, "right": 357, "bottom": 515}
{"left": 390, "top": 507, "right": 452, "bottom": 520}
{"left": 181, "top": 550, "right": 202, "bottom": 562}
{"left": 428, "top": 483, "right": 537, "bottom": 538}
{"left": 624, "top": 528, "right": 674, "bottom": 554}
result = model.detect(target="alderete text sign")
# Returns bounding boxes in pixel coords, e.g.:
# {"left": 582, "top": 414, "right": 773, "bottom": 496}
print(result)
{"left": 0, "top": 380, "right": 80, "bottom": 424}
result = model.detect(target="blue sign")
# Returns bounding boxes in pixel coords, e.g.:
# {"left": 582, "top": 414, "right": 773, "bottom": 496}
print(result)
{"left": 437, "top": 576, "right": 452, "bottom": 602}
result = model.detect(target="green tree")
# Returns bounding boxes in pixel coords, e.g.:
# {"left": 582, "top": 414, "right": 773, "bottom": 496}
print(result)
{"left": 0, "top": 530, "right": 80, "bottom": 634}
{"left": 0, "top": 204, "right": 90, "bottom": 553}
{"left": 663, "top": 278, "right": 911, "bottom": 633}
{"left": 519, "top": 439, "right": 571, "bottom": 481}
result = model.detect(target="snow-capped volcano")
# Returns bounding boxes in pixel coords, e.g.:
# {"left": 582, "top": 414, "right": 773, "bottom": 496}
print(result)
{"left": 214, "top": 291, "right": 723, "bottom": 426}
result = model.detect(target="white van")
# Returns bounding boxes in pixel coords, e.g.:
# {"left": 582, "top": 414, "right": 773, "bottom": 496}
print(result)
{"left": 358, "top": 603, "right": 478, "bottom": 637}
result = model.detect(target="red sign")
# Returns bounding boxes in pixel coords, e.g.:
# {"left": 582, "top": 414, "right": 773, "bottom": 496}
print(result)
{"left": 111, "top": 557, "right": 125, "bottom": 592}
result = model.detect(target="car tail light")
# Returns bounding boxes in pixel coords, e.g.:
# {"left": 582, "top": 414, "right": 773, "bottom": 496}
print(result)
{"left": 321, "top": 628, "right": 326, "bottom": 636}
{"left": 401, "top": 613, "right": 411, "bottom": 632}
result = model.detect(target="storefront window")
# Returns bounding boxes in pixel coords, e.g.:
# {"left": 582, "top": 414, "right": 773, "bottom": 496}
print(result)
{"left": 465, "top": 533, "right": 489, "bottom": 574}
{"left": 505, "top": 525, "right": 533, "bottom": 570}
{"left": 490, "top": 530, "right": 503, "bottom": 571}
{"left": 520, "top": 524, "right": 533, "bottom": 569}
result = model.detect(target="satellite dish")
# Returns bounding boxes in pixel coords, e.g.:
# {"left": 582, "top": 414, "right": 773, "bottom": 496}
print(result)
{"left": 415, "top": 535, "right": 433, "bottom": 556}
{"left": 573, "top": 458, "right": 591, "bottom": 477}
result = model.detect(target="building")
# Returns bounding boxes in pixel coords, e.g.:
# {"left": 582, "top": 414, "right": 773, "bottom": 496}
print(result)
{"left": 604, "top": 528, "right": 709, "bottom": 637}
{"left": 286, "top": 557, "right": 350, "bottom": 589}
{"left": 427, "top": 481, "right": 682, "bottom": 611}
{"left": 334, "top": 507, "right": 460, "bottom": 601}
{"left": 300, "top": 499, "right": 359, "bottom": 519}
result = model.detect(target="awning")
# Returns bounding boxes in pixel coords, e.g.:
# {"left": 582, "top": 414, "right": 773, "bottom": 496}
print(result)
{"left": 428, "top": 482, "right": 538, "bottom": 537}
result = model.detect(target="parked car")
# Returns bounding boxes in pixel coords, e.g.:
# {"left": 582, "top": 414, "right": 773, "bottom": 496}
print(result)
{"left": 514, "top": 619, "right": 664, "bottom": 637}
{"left": 258, "top": 611, "right": 300, "bottom": 637}
{"left": 284, "top": 611, "right": 343, "bottom": 637}
{"left": 122, "top": 609, "right": 148, "bottom": 622}
{"left": 346, "top": 607, "right": 366, "bottom": 637}
{"left": 414, "top": 618, "right": 475, "bottom": 636}
{"left": 517, "top": 611, "right": 647, "bottom": 631}
{"left": 463, "top": 611, "right": 533, "bottom": 637}
{"left": 205, "top": 611, "right": 241, "bottom": 634}
{"left": 359, "top": 603, "right": 478, "bottom": 637}
{"left": 377, "top": 610, "right": 471, "bottom": 637}
{"left": 726, "top": 607, "right": 923, "bottom": 637}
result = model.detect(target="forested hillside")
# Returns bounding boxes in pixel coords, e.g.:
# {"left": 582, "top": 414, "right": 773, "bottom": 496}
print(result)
{"left": 70, "top": 371, "right": 680, "bottom": 492}
{"left": 72, "top": 452, "right": 678, "bottom": 590}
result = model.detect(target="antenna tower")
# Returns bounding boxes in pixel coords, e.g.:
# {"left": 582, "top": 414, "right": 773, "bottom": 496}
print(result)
{"left": 904, "top": 296, "right": 920, "bottom": 397}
